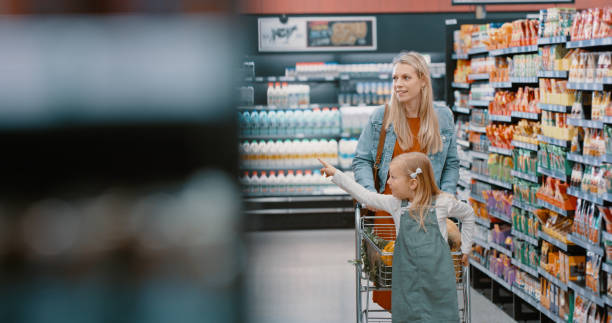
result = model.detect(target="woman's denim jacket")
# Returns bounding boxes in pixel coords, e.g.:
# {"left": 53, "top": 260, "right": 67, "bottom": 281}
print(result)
{"left": 352, "top": 104, "right": 459, "bottom": 194}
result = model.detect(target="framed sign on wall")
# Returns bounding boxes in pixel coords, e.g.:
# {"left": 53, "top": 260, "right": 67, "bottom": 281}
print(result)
{"left": 258, "top": 16, "right": 377, "bottom": 52}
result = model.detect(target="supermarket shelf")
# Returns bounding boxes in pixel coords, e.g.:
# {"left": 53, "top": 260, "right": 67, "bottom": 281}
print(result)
{"left": 489, "top": 209, "right": 512, "bottom": 224}
{"left": 567, "top": 118, "right": 604, "bottom": 129}
{"left": 605, "top": 116, "right": 612, "bottom": 124}
{"left": 510, "top": 111, "right": 539, "bottom": 120}
{"left": 490, "top": 241, "right": 513, "bottom": 257}
{"left": 511, "top": 258, "right": 538, "bottom": 277}
{"left": 606, "top": 193, "right": 612, "bottom": 203}
{"left": 537, "top": 266, "right": 568, "bottom": 291}
{"left": 470, "top": 259, "right": 512, "bottom": 291}
{"left": 511, "top": 140, "right": 538, "bottom": 151}
{"left": 473, "top": 237, "right": 490, "bottom": 249}
{"left": 490, "top": 82, "right": 513, "bottom": 88}
{"left": 566, "top": 186, "right": 604, "bottom": 205}
{"left": 538, "top": 199, "right": 572, "bottom": 217}
{"left": 246, "top": 75, "right": 337, "bottom": 83}
{"left": 489, "top": 146, "right": 512, "bottom": 156}
{"left": 471, "top": 151, "right": 489, "bottom": 160}
{"left": 512, "top": 287, "right": 540, "bottom": 312}
{"left": 567, "top": 82, "right": 604, "bottom": 91}
{"left": 457, "top": 139, "right": 470, "bottom": 148}
{"left": 468, "top": 125, "right": 487, "bottom": 133}
{"left": 567, "top": 153, "right": 603, "bottom": 166}
{"left": 603, "top": 231, "right": 612, "bottom": 242}
{"left": 452, "top": 106, "right": 471, "bottom": 114}
{"left": 238, "top": 103, "right": 338, "bottom": 111}
{"left": 605, "top": 295, "right": 612, "bottom": 308}
{"left": 458, "top": 179, "right": 470, "bottom": 188}
{"left": 605, "top": 77, "right": 612, "bottom": 85}
{"left": 538, "top": 103, "right": 571, "bottom": 113}
{"left": 538, "top": 36, "right": 568, "bottom": 45}
{"left": 489, "top": 114, "right": 512, "bottom": 122}
{"left": 509, "top": 77, "right": 538, "bottom": 84}
{"left": 338, "top": 73, "right": 392, "bottom": 80}
{"left": 512, "top": 199, "right": 539, "bottom": 213}
{"left": 511, "top": 170, "right": 539, "bottom": 184}
{"left": 489, "top": 45, "right": 538, "bottom": 56}
{"left": 471, "top": 172, "right": 513, "bottom": 190}
{"left": 245, "top": 187, "right": 347, "bottom": 197}
{"left": 566, "top": 36, "right": 612, "bottom": 49}
{"left": 537, "top": 135, "right": 569, "bottom": 148}
{"left": 245, "top": 207, "right": 354, "bottom": 215}
{"left": 244, "top": 195, "right": 352, "bottom": 203}
{"left": 567, "top": 281, "right": 604, "bottom": 307}
{"left": 566, "top": 233, "right": 604, "bottom": 257}
{"left": 470, "top": 193, "right": 486, "bottom": 204}
{"left": 468, "top": 47, "right": 489, "bottom": 55}
{"left": 604, "top": 154, "right": 612, "bottom": 163}
{"left": 468, "top": 100, "right": 491, "bottom": 107}
{"left": 459, "top": 159, "right": 471, "bottom": 169}
{"left": 452, "top": 53, "right": 469, "bottom": 60}
{"left": 468, "top": 73, "right": 489, "bottom": 81}
{"left": 537, "top": 166, "right": 567, "bottom": 182}
{"left": 511, "top": 229, "right": 539, "bottom": 246}
{"left": 537, "top": 70, "right": 568, "bottom": 79}
{"left": 538, "top": 231, "right": 569, "bottom": 252}
{"left": 538, "top": 303, "right": 566, "bottom": 323}
{"left": 475, "top": 216, "right": 491, "bottom": 227}
{"left": 240, "top": 133, "right": 341, "bottom": 140}
{"left": 603, "top": 262, "right": 612, "bottom": 274}
{"left": 451, "top": 82, "right": 471, "bottom": 89}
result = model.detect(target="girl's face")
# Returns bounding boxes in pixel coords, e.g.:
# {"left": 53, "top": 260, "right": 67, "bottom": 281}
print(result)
{"left": 387, "top": 162, "right": 417, "bottom": 200}
{"left": 392, "top": 63, "right": 426, "bottom": 105}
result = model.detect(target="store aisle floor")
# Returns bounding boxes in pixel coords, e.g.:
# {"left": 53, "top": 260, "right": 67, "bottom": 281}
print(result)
{"left": 247, "top": 229, "right": 517, "bottom": 323}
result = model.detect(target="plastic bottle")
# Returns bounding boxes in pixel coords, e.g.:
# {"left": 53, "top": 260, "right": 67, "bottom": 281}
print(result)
{"left": 258, "top": 111, "right": 269, "bottom": 136}
{"left": 279, "top": 82, "right": 289, "bottom": 107}
{"left": 268, "top": 111, "right": 278, "bottom": 136}
{"left": 293, "top": 110, "right": 304, "bottom": 135}
{"left": 267, "top": 82, "right": 274, "bottom": 106}
{"left": 277, "top": 170, "right": 287, "bottom": 194}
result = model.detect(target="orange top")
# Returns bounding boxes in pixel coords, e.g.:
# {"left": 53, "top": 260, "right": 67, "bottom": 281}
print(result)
{"left": 375, "top": 117, "right": 421, "bottom": 239}
{"left": 372, "top": 117, "right": 420, "bottom": 311}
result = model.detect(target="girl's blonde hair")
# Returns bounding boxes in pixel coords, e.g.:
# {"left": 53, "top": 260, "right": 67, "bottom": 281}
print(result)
{"left": 391, "top": 152, "right": 442, "bottom": 230}
{"left": 386, "top": 51, "right": 442, "bottom": 154}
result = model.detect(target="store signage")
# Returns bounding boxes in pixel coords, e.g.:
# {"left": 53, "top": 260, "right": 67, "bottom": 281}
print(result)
{"left": 258, "top": 16, "right": 376, "bottom": 52}
{"left": 453, "top": 0, "right": 572, "bottom": 3}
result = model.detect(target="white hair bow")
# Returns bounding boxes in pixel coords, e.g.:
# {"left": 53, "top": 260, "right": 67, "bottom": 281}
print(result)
{"left": 410, "top": 168, "right": 422, "bottom": 179}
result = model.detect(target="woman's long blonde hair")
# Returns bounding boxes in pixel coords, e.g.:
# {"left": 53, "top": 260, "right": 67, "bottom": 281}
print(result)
{"left": 391, "top": 152, "right": 443, "bottom": 230}
{"left": 386, "top": 52, "right": 442, "bottom": 154}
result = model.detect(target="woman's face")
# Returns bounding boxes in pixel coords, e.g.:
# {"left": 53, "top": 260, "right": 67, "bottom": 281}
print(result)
{"left": 392, "top": 63, "right": 426, "bottom": 105}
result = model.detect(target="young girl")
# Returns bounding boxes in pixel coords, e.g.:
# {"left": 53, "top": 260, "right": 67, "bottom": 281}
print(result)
{"left": 319, "top": 152, "right": 475, "bottom": 322}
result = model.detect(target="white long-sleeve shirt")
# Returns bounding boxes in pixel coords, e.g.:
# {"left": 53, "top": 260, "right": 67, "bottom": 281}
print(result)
{"left": 332, "top": 170, "right": 475, "bottom": 255}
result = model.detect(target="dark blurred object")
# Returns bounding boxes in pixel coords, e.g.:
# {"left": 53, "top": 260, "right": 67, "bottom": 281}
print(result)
{"left": 0, "top": 15, "right": 244, "bottom": 323}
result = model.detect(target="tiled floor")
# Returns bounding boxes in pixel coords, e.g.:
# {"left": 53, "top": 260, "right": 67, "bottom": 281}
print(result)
{"left": 246, "top": 229, "right": 517, "bottom": 323}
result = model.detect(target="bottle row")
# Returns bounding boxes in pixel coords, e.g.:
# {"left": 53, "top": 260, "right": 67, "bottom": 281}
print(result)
{"left": 266, "top": 82, "right": 311, "bottom": 107}
{"left": 240, "top": 170, "right": 345, "bottom": 196}
{"left": 238, "top": 106, "right": 379, "bottom": 138}
{"left": 239, "top": 138, "right": 359, "bottom": 170}
{"left": 239, "top": 108, "right": 341, "bottom": 136}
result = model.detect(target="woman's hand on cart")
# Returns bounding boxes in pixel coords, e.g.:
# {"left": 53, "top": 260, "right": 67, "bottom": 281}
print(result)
{"left": 462, "top": 254, "right": 468, "bottom": 267}
{"left": 318, "top": 158, "right": 337, "bottom": 177}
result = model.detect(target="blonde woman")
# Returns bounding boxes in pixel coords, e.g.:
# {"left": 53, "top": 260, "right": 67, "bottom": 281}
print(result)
{"left": 352, "top": 52, "right": 460, "bottom": 310}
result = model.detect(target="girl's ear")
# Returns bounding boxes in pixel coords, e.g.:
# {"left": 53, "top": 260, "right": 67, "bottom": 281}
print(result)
{"left": 409, "top": 179, "right": 418, "bottom": 191}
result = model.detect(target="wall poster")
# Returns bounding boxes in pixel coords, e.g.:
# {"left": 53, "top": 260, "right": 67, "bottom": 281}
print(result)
{"left": 258, "top": 16, "right": 377, "bottom": 52}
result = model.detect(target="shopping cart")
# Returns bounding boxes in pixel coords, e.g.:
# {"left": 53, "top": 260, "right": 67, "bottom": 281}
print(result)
{"left": 354, "top": 206, "right": 471, "bottom": 323}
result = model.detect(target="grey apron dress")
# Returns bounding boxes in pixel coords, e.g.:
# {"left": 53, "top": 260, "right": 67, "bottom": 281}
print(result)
{"left": 391, "top": 199, "right": 459, "bottom": 323}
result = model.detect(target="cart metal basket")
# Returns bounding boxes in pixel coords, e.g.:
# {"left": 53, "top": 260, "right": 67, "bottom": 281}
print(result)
{"left": 354, "top": 207, "right": 471, "bottom": 323}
